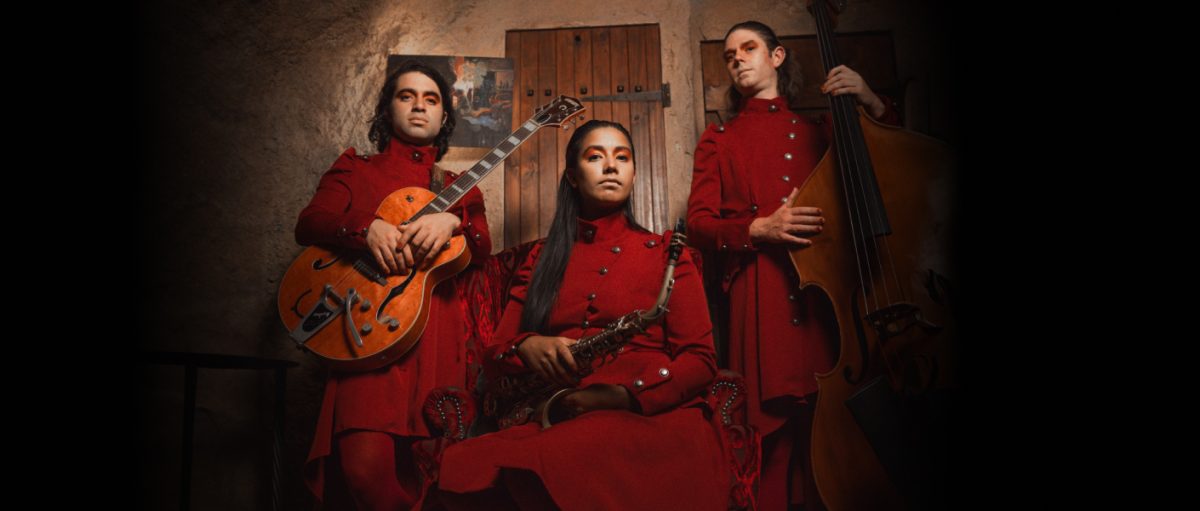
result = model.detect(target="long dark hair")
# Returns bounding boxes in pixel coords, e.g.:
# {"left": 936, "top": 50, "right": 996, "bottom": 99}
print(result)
{"left": 519, "top": 120, "right": 646, "bottom": 333}
{"left": 725, "top": 21, "right": 804, "bottom": 115}
{"left": 367, "top": 60, "right": 457, "bottom": 161}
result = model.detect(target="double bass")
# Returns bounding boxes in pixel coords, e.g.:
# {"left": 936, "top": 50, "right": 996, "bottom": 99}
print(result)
{"left": 791, "top": 1, "right": 958, "bottom": 509}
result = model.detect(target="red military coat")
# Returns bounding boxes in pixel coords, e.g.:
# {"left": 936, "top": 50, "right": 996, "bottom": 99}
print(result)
{"left": 686, "top": 96, "right": 898, "bottom": 435}
{"left": 296, "top": 137, "right": 492, "bottom": 500}
{"left": 436, "top": 211, "right": 728, "bottom": 511}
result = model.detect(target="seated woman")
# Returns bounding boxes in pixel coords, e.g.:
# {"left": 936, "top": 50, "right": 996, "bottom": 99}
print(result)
{"left": 429, "top": 120, "right": 729, "bottom": 510}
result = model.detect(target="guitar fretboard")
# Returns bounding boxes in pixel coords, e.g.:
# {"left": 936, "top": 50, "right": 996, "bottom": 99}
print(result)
{"left": 412, "top": 119, "right": 543, "bottom": 220}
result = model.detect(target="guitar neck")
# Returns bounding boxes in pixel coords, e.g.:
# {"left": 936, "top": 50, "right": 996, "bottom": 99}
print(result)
{"left": 412, "top": 118, "right": 544, "bottom": 220}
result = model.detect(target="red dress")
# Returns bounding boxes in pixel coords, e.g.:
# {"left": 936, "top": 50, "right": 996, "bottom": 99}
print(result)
{"left": 435, "top": 212, "right": 728, "bottom": 511}
{"left": 296, "top": 138, "right": 492, "bottom": 501}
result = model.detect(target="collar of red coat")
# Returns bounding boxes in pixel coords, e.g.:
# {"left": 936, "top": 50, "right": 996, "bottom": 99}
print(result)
{"left": 576, "top": 209, "right": 629, "bottom": 244}
{"left": 384, "top": 137, "right": 439, "bottom": 164}
{"left": 738, "top": 95, "right": 789, "bottom": 114}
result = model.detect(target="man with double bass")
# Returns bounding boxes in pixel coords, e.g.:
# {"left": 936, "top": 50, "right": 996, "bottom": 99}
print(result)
{"left": 687, "top": 21, "right": 899, "bottom": 510}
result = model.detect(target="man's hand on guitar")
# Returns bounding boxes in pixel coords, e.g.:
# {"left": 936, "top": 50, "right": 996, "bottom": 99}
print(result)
{"left": 367, "top": 219, "right": 406, "bottom": 274}
{"left": 394, "top": 212, "right": 461, "bottom": 274}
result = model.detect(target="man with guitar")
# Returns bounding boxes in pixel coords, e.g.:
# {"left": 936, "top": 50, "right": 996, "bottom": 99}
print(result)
{"left": 296, "top": 60, "right": 491, "bottom": 510}
{"left": 686, "top": 21, "right": 899, "bottom": 510}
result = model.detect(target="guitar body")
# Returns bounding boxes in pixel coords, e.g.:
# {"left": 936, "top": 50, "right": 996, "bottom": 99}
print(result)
{"left": 278, "top": 187, "right": 470, "bottom": 372}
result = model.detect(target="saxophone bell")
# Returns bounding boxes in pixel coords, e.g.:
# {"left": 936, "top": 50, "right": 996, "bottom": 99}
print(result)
{"left": 538, "top": 388, "right": 580, "bottom": 429}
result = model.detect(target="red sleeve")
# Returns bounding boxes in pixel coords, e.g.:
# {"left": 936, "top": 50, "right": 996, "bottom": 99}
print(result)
{"left": 484, "top": 241, "right": 544, "bottom": 375}
{"left": 872, "top": 93, "right": 901, "bottom": 126}
{"left": 686, "top": 126, "right": 757, "bottom": 253}
{"left": 624, "top": 247, "right": 718, "bottom": 415}
{"left": 294, "top": 148, "right": 375, "bottom": 250}
{"left": 445, "top": 171, "right": 493, "bottom": 265}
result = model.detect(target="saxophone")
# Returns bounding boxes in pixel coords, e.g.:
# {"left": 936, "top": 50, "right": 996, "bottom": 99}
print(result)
{"left": 483, "top": 219, "right": 688, "bottom": 430}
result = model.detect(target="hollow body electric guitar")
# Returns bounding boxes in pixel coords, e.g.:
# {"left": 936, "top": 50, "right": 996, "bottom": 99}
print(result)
{"left": 278, "top": 96, "right": 585, "bottom": 372}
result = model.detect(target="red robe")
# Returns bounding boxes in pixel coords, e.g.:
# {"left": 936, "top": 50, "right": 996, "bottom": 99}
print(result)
{"left": 686, "top": 95, "right": 898, "bottom": 436}
{"left": 296, "top": 137, "right": 492, "bottom": 502}
{"left": 435, "top": 212, "right": 728, "bottom": 511}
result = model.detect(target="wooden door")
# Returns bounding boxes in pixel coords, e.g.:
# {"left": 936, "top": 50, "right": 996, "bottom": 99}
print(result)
{"left": 505, "top": 24, "right": 670, "bottom": 247}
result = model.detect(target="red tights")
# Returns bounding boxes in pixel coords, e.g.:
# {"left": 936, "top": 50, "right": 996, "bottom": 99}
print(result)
{"left": 336, "top": 431, "right": 420, "bottom": 511}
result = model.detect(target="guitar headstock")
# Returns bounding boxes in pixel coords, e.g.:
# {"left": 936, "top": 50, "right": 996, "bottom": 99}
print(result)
{"left": 533, "top": 96, "right": 586, "bottom": 128}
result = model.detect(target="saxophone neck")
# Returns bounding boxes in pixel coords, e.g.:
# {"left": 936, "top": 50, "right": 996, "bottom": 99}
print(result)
{"left": 639, "top": 219, "right": 688, "bottom": 322}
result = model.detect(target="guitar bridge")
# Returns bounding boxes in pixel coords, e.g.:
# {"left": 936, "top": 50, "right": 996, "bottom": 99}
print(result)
{"left": 864, "top": 302, "right": 942, "bottom": 342}
{"left": 291, "top": 285, "right": 362, "bottom": 347}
